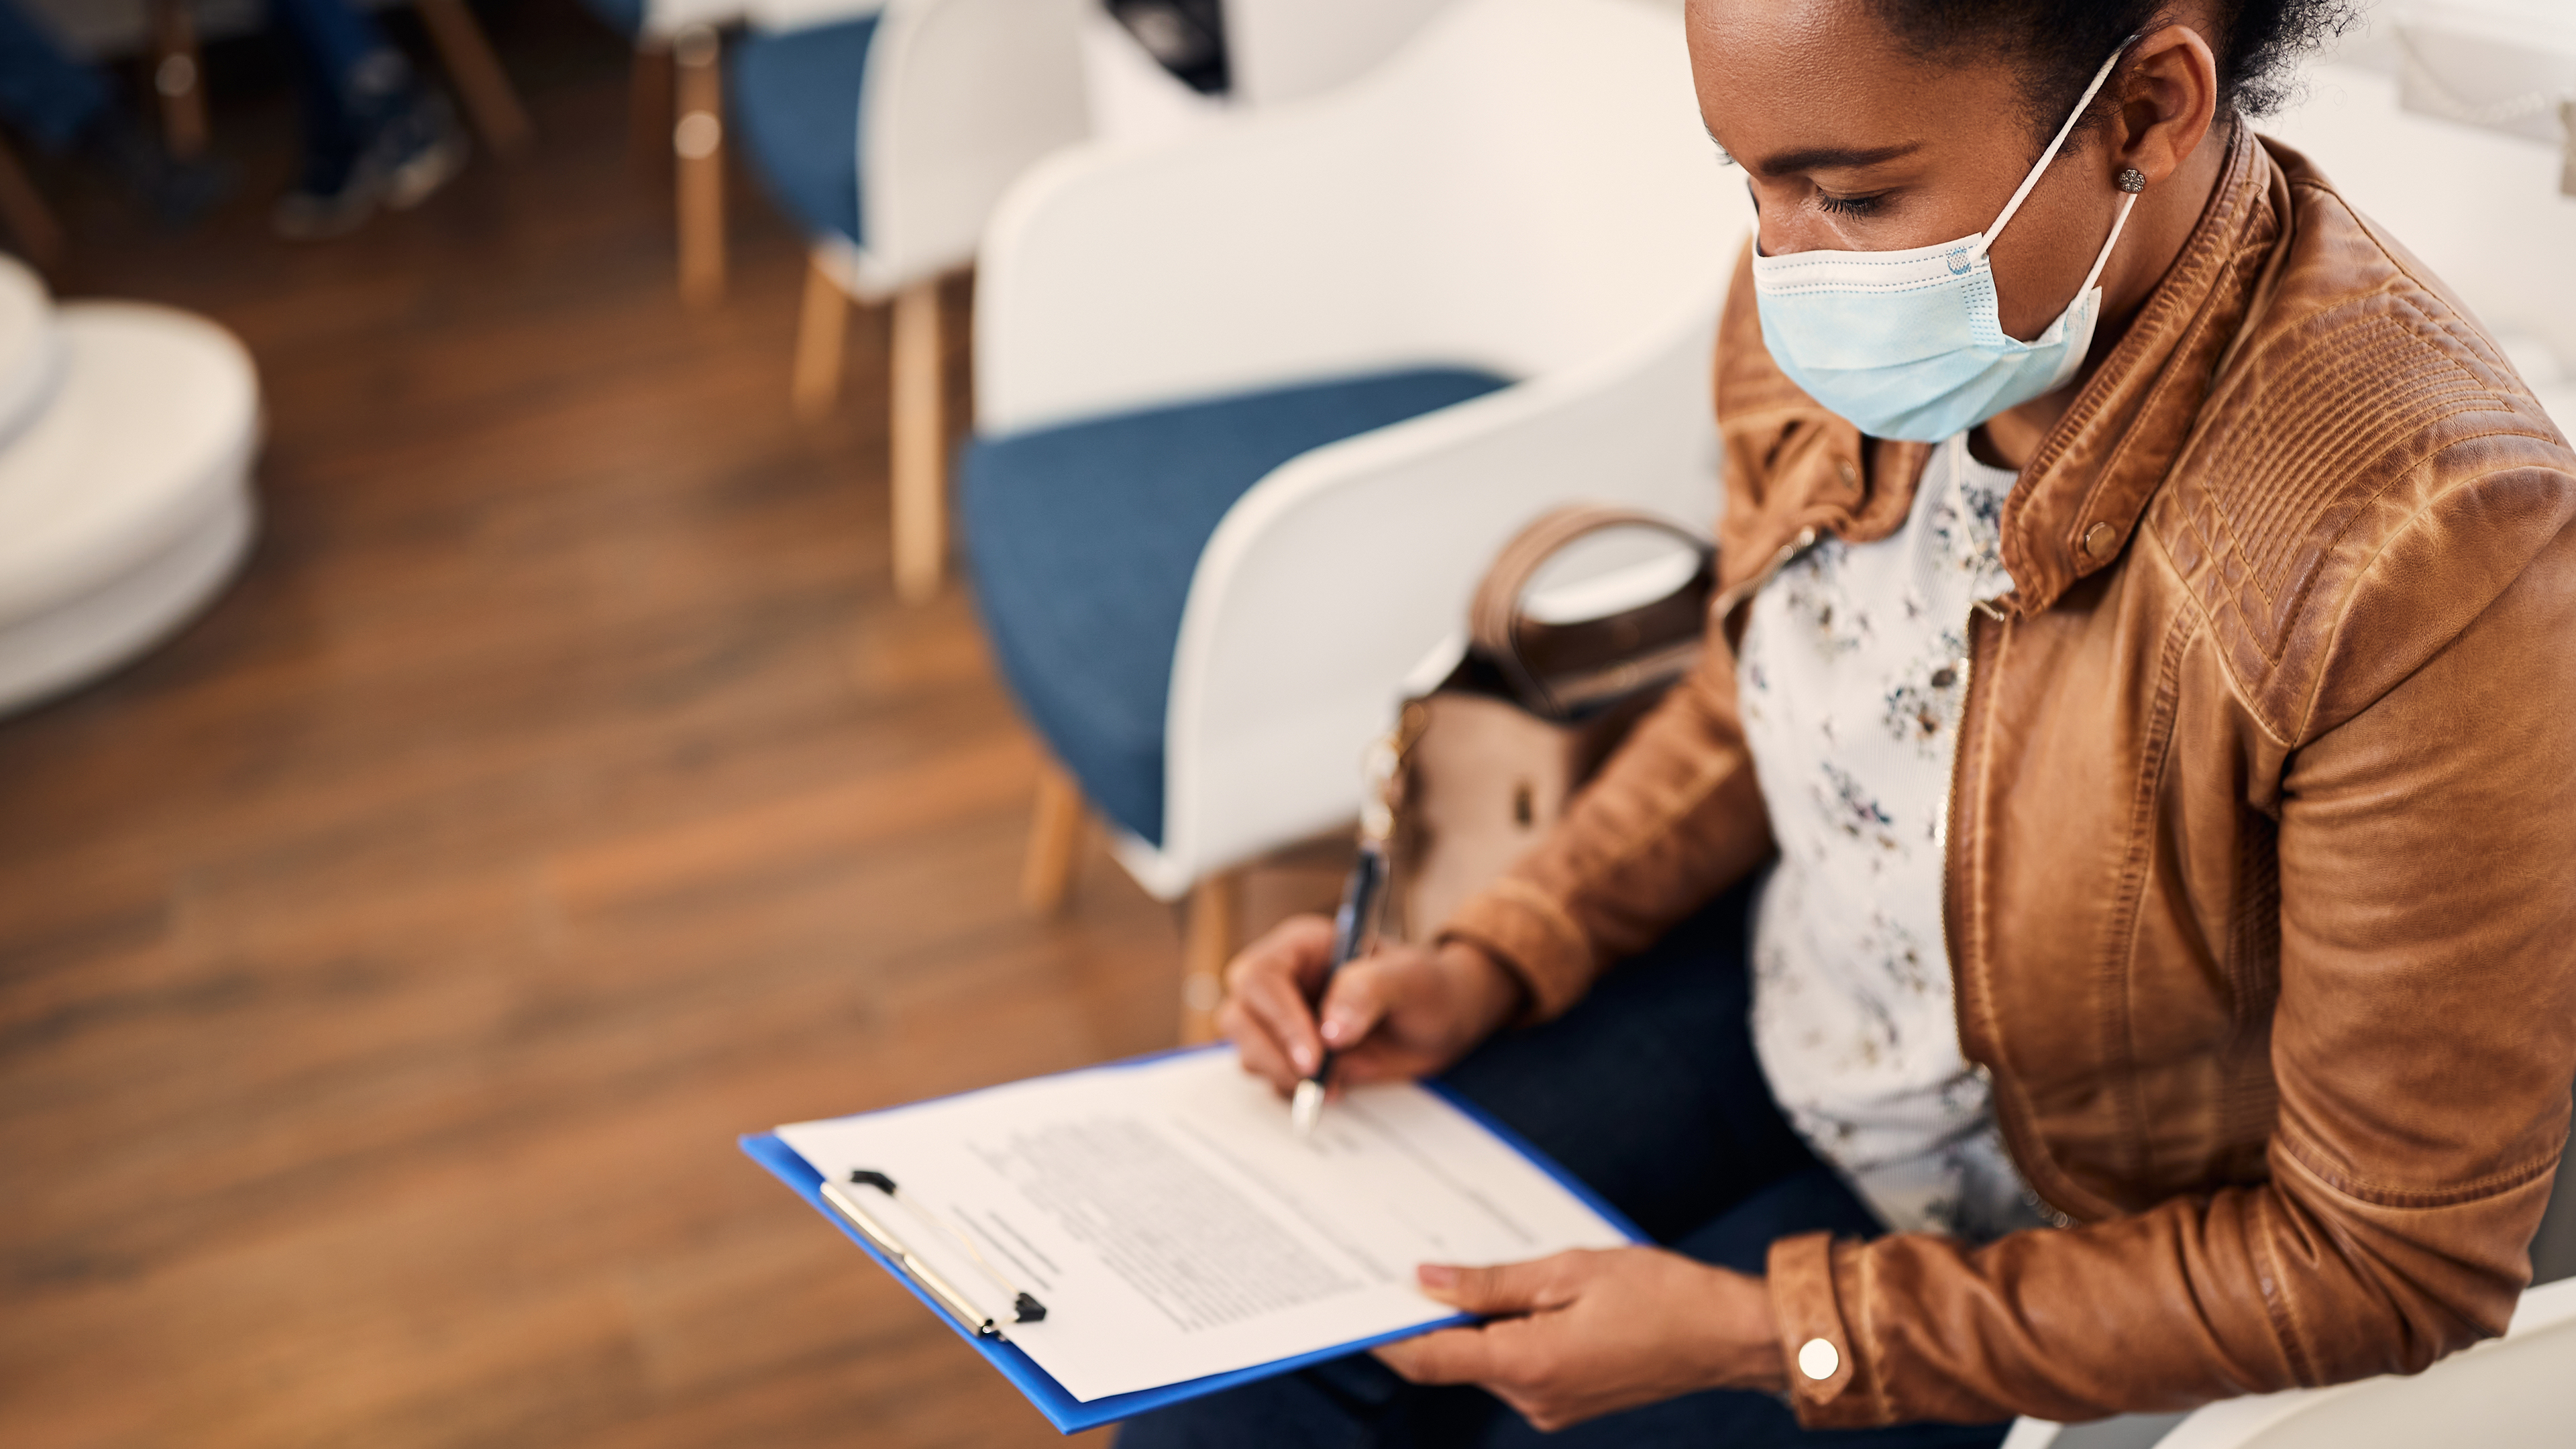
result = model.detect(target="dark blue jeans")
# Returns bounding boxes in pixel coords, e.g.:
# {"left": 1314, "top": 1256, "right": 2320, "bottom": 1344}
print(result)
{"left": 1118, "top": 885, "right": 2011, "bottom": 1448}
{"left": 271, "top": 0, "right": 416, "bottom": 189}
{"left": 0, "top": 0, "right": 405, "bottom": 183}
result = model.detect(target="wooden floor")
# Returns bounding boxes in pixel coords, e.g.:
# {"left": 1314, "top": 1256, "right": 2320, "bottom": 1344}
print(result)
{"left": 0, "top": 9, "right": 1331, "bottom": 1444}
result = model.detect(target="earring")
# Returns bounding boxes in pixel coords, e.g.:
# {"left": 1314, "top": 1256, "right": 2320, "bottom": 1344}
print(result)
{"left": 2116, "top": 168, "right": 2148, "bottom": 193}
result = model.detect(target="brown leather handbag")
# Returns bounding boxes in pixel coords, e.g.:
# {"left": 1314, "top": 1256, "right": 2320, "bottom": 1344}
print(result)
{"left": 1380, "top": 506, "right": 1716, "bottom": 943}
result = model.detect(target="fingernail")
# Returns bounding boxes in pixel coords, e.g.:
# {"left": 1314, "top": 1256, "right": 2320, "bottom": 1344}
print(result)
{"left": 1416, "top": 1264, "right": 1456, "bottom": 1289}
{"left": 1320, "top": 1017, "right": 1346, "bottom": 1044}
{"left": 1294, "top": 1043, "right": 1318, "bottom": 1073}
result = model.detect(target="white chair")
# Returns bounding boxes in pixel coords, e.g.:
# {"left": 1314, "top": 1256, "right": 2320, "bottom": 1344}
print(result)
{"left": 2001, "top": 1275, "right": 2576, "bottom": 1449}
{"left": 731, "top": 0, "right": 1089, "bottom": 602}
{"left": 1082, "top": 0, "right": 1459, "bottom": 142}
{"left": 579, "top": 0, "right": 976, "bottom": 313}
{"left": 755, "top": 0, "right": 1454, "bottom": 602}
{"left": 965, "top": 0, "right": 1743, "bottom": 1034}
{"left": 0, "top": 256, "right": 260, "bottom": 716}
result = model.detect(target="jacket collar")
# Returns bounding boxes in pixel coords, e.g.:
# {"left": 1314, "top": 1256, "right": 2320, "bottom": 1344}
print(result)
{"left": 1995, "top": 120, "right": 2286, "bottom": 614}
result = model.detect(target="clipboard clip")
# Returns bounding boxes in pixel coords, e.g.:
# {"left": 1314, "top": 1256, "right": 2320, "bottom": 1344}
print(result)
{"left": 819, "top": 1169, "right": 1048, "bottom": 1340}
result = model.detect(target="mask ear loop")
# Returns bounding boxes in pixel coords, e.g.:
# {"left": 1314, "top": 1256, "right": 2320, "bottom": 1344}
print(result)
{"left": 1973, "top": 41, "right": 2135, "bottom": 260}
{"left": 2074, "top": 191, "right": 2140, "bottom": 297}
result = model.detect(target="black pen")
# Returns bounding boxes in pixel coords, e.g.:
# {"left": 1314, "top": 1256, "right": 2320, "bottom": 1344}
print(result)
{"left": 1291, "top": 839, "right": 1387, "bottom": 1137}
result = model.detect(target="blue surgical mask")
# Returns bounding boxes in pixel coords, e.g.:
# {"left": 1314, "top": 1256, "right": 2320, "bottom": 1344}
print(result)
{"left": 1749, "top": 46, "right": 2140, "bottom": 443}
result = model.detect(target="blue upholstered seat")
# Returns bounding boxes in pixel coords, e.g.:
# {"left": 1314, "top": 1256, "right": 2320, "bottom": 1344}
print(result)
{"left": 963, "top": 367, "right": 1513, "bottom": 846}
{"left": 730, "top": 16, "right": 882, "bottom": 246}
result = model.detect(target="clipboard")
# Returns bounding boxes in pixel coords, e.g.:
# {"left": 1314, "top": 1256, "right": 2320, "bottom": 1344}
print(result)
{"left": 739, "top": 1051, "right": 1644, "bottom": 1434}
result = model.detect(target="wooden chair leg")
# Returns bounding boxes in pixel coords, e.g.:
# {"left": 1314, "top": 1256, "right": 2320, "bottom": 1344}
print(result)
{"left": 628, "top": 40, "right": 674, "bottom": 176}
{"left": 0, "top": 137, "right": 62, "bottom": 275}
{"left": 673, "top": 25, "right": 726, "bottom": 308}
{"left": 890, "top": 276, "right": 945, "bottom": 602}
{"left": 1021, "top": 761, "right": 1085, "bottom": 916}
{"left": 1181, "top": 870, "right": 1240, "bottom": 1045}
{"left": 792, "top": 253, "right": 849, "bottom": 419}
{"left": 415, "top": 0, "right": 534, "bottom": 156}
{"left": 148, "top": 0, "right": 209, "bottom": 160}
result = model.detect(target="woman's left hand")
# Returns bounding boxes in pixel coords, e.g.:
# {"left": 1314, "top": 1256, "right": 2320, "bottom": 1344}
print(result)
{"left": 1373, "top": 1247, "right": 1786, "bottom": 1432}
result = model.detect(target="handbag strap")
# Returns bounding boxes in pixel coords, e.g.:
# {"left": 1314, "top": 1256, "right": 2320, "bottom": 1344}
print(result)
{"left": 1468, "top": 505, "right": 1715, "bottom": 713}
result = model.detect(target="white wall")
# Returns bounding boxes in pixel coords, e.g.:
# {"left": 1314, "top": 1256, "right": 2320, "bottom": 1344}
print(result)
{"left": 2258, "top": 1, "right": 2576, "bottom": 371}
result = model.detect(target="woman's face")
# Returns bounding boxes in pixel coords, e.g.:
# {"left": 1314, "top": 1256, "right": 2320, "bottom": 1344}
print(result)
{"left": 1684, "top": 0, "right": 2136, "bottom": 344}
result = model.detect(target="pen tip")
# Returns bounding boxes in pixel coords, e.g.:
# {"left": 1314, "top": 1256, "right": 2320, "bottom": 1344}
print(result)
{"left": 1290, "top": 1079, "right": 1324, "bottom": 1137}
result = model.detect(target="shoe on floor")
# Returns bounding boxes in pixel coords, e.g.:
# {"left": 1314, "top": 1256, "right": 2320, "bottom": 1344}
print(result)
{"left": 271, "top": 93, "right": 470, "bottom": 241}
{"left": 380, "top": 93, "right": 470, "bottom": 213}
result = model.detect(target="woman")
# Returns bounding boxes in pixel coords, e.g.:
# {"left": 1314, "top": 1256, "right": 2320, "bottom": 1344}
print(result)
{"left": 1127, "top": 0, "right": 2576, "bottom": 1444}
{"left": 0, "top": 0, "right": 464, "bottom": 239}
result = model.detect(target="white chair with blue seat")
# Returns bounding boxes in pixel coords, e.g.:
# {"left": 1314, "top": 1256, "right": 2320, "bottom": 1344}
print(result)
{"left": 727, "top": 0, "right": 1089, "bottom": 602}
{"left": 963, "top": 0, "right": 1748, "bottom": 1036}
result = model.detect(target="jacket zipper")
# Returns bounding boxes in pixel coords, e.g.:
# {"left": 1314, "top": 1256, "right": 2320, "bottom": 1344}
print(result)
{"left": 1939, "top": 600, "right": 2076, "bottom": 1230}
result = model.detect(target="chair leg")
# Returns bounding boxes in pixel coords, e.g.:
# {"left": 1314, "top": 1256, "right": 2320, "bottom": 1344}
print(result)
{"left": 628, "top": 40, "right": 674, "bottom": 176}
{"left": 890, "top": 276, "right": 945, "bottom": 602}
{"left": 415, "top": 0, "right": 534, "bottom": 156}
{"left": 148, "top": 1, "right": 209, "bottom": 160}
{"left": 0, "top": 136, "right": 62, "bottom": 275}
{"left": 672, "top": 24, "right": 726, "bottom": 308}
{"left": 1181, "top": 870, "right": 1240, "bottom": 1045}
{"left": 792, "top": 253, "right": 849, "bottom": 420}
{"left": 1021, "top": 761, "right": 1085, "bottom": 917}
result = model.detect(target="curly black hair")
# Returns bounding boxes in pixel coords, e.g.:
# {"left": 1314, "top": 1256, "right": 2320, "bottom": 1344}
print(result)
{"left": 1865, "top": 1, "right": 2361, "bottom": 147}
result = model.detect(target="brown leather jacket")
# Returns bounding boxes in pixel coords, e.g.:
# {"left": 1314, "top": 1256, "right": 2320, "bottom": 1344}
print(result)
{"left": 1444, "top": 125, "right": 2576, "bottom": 1427}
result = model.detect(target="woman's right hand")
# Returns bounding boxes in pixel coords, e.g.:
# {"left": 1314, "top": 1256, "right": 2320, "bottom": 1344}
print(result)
{"left": 1218, "top": 915, "right": 1529, "bottom": 1095}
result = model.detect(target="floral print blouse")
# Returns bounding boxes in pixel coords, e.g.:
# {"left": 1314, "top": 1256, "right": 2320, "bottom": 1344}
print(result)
{"left": 1735, "top": 433, "right": 2046, "bottom": 1241}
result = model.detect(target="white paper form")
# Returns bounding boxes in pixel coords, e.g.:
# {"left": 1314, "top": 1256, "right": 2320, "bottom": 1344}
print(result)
{"left": 775, "top": 1050, "right": 1631, "bottom": 1402}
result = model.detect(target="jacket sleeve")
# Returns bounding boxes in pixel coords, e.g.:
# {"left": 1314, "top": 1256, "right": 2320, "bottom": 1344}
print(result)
{"left": 1438, "top": 638, "right": 1777, "bottom": 1021}
{"left": 1767, "top": 509, "right": 2576, "bottom": 1428}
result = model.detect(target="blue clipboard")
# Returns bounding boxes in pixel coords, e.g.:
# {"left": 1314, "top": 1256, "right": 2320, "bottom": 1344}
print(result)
{"left": 738, "top": 1048, "right": 1644, "bottom": 1434}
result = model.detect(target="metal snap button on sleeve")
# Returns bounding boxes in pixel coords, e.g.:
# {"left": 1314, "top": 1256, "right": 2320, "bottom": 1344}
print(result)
{"left": 2082, "top": 521, "right": 2118, "bottom": 559}
{"left": 1798, "top": 1337, "right": 1840, "bottom": 1381}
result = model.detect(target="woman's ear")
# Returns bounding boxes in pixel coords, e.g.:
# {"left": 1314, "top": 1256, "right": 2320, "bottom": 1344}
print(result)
{"left": 2110, "top": 23, "right": 2221, "bottom": 189}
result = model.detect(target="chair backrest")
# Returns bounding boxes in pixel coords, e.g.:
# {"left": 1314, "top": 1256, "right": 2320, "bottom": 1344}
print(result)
{"left": 654, "top": 0, "right": 771, "bottom": 34}
{"left": 977, "top": 0, "right": 1741, "bottom": 434}
{"left": 1082, "top": 0, "right": 1456, "bottom": 143}
{"left": 1222, "top": 0, "right": 1458, "bottom": 105}
{"left": 1306, "top": 0, "right": 1729, "bottom": 380}
{"left": 851, "top": 0, "right": 1090, "bottom": 287}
